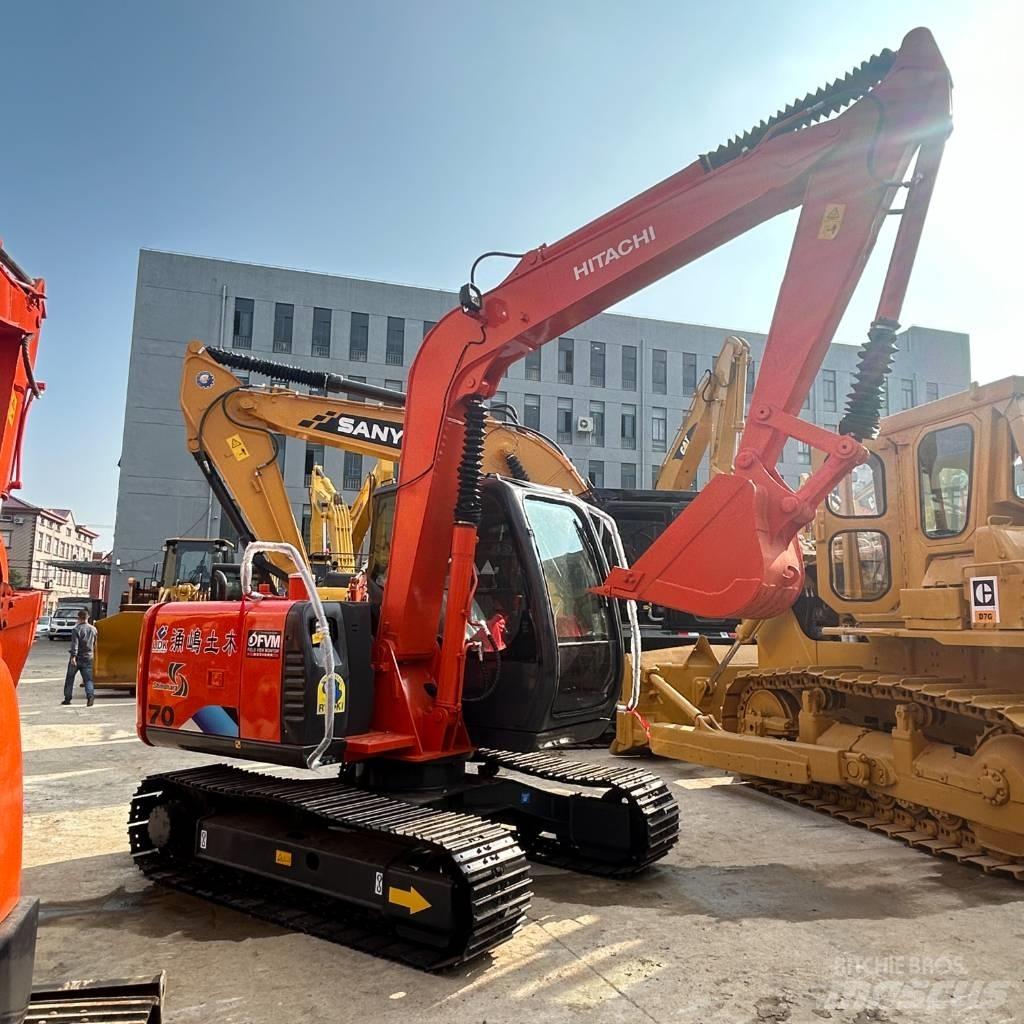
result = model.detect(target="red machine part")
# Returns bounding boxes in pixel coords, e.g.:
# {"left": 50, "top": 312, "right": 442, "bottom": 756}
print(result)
{"left": 136, "top": 601, "right": 288, "bottom": 746}
{"left": 369, "top": 29, "right": 951, "bottom": 762}
{"left": 0, "top": 244, "right": 46, "bottom": 934}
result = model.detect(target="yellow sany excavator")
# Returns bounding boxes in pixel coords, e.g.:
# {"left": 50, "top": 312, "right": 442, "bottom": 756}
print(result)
{"left": 93, "top": 341, "right": 591, "bottom": 686}
{"left": 616, "top": 376, "right": 1024, "bottom": 879}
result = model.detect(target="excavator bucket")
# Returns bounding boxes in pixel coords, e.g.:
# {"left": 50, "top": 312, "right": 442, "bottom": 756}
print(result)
{"left": 599, "top": 473, "right": 803, "bottom": 619}
{"left": 94, "top": 611, "right": 145, "bottom": 690}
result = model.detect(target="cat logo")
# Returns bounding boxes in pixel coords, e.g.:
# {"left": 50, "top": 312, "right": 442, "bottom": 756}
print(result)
{"left": 316, "top": 674, "right": 346, "bottom": 716}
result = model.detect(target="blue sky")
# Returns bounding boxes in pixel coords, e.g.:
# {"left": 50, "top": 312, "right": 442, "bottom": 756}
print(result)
{"left": 4, "top": 0, "right": 1020, "bottom": 546}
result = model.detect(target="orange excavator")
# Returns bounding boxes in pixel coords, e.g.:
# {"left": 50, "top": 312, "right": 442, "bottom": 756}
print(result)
{"left": 128, "top": 28, "right": 950, "bottom": 968}
{"left": 0, "top": 243, "right": 163, "bottom": 1023}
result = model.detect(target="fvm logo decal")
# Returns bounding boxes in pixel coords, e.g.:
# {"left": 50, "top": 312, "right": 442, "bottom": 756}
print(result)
{"left": 154, "top": 662, "right": 190, "bottom": 698}
{"left": 246, "top": 629, "right": 283, "bottom": 658}
{"left": 196, "top": 370, "right": 216, "bottom": 389}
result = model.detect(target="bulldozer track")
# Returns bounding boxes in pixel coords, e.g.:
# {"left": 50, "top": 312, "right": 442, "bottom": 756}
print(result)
{"left": 730, "top": 667, "right": 1024, "bottom": 878}
{"left": 473, "top": 748, "right": 679, "bottom": 876}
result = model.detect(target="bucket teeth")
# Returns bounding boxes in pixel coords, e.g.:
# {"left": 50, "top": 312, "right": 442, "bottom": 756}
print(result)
{"left": 700, "top": 48, "right": 895, "bottom": 171}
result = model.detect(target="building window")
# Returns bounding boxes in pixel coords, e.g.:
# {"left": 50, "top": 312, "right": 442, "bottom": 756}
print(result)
{"left": 797, "top": 441, "right": 811, "bottom": 464}
{"left": 558, "top": 338, "right": 574, "bottom": 384}
{"left": 901, "top": 378, "right": 916, "bottom": 410}
{"left": 622, "top": 345, "right": 637, "bottom": 391}
{"left": 273, "top": 302, "right": 294, "bottom": 353}
{"left": 651, "top": 465, "right": 660, "bottom": 488}
{"left": 588, "top": 460, "right": 605, "bottom": 488}
{"left": 621, "top": 404, "right": 637, "bottom": 450}
{"left": 309, "top": 383, "right": 326, "bottom": 397}
{"left": 652, "top": 407, "right": 667, "bottom": 452}
{"left": 272, "top": 433, "right": 286, "bottom": 469}
{"left": 301, "top": 504, "right": 312, "bottom": 548}
{"left": 491, "top": 390, "right": 509, "bottom": 423}
{"left": 880, "top": 377, "right": 890, "bottom": 415}
{"left": 822, "top": 369, "right": 837, "bottom": 412}
{"left": 652, "top": 349, "right": 667, "bottom": 394}
{"left": 270, "top": 376, "right": 290, "bottom": 389}
{"left": 422, "top": 320, "right": 437, "bottom": 339}
{"left": 682, "top": 352, "right": 697, "bottom": 393}
{"left": 304, "top": 443, "right": 324, "bottom": 487}
{"left": 557, "top": 398, "right": 573, "bottom": 443}
{"left": 311, "top": 307, "right": 332, "bottom": 358}
{"left": 232, "top": 297, "right": 254, "bottom": 349}
{"left": 803, "top": 387, "right": 813, "bottom": 410}
{"left": 386, "top": 316, "right": 405, "bottom": 366}
{"left": 347, "top": 375, "right": 366, "bottom": 403}
{"left": 926, "top": 381, "right": 939, "bottom": 403}
{"left": 747, "top": 360, "right": 756, "bottom": 398}
{"left": 590, "top": 342, "right": 606, "bottom": 387}
{"left": 384, "top": 379, "right": 403, "bottom": 393}
{"left": 524, "top": 349, "right": 542, "bottom": 381}
{"left": 343, "top": 451, "right": 363, "bottom": 490}
{"left": 589, "top": 400, "right": 605, "bottom": 446}
{"left": 524, "top": 394, "right": 541, "bottom": 430}
{"left": 349, "top": 312, "right": 369, "bottom": 361}
{"left": 620, "top": 463, "right": 637, "bottom": 489}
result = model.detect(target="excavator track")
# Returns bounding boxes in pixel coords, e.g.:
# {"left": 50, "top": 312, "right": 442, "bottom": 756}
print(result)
{"left": 128, "top": 764, "right": 531, "bottom": 970}
{"left": 473, "top": 748, "right": 679, "bottom": 876}
{"left": 729, "top": 668, "right": 1024, "bottom": 879}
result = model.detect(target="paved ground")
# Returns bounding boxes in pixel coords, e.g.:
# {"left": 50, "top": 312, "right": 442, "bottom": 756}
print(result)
{"left": 19, "top": 641, "right": 1024, "bottom": 1023}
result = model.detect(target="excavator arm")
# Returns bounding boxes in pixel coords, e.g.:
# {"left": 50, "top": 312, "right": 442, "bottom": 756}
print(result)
{"left": 655, "top": 336, "right": 750, "bottom": 491}
{"left": 380, "top": 28, "right": 951, "bottom": 694}
{"left": 181, "top": 343, "right": 590, "bottom": 571}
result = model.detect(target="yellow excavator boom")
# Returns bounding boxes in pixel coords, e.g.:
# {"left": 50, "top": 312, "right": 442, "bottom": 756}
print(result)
{"left": 655, "top": 336, "right": 750, "bottom": 491}
{"left": 181, "top": 341, "right": 589, "bottom": 576}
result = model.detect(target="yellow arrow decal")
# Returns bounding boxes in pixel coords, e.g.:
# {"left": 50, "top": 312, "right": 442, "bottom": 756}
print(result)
{"left": 388, "top": 884, "right": 431, "bottom": 914}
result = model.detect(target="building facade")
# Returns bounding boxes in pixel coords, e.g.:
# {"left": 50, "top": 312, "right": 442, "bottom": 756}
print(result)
{"left": 2, "top": 497, "right": 99, "bottom": 613}
{"left": 110, "top": 249, "right": 971, "bottom": 606}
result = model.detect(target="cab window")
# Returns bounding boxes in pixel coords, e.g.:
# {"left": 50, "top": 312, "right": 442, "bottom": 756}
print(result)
{"left": 523, "top": 497, "right": 610, "bottom": 641}
{"left": 829, "top": 530, "right": 891, "bottom": 601}
{"left": 828, "top": 453, "right": 886, "bottom": 518}
{"left": 918, "top": 424, "right": 973, "bottom": 538}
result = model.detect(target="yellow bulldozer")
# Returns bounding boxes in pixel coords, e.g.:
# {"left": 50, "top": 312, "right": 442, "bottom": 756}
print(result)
{"left": 615, "top": 375, "right": 1024, "bottom": 877}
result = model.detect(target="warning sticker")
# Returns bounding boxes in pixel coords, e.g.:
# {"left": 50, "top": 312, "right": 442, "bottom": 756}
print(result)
{"left": 969, "top": 576, "right": 1000, "bottom": 625}
{"left": 317, "top": 674, "right": 347, "bottom": 716}
{"left": 818, "top": 203, "right": 846, "bottom": 240}
{"left": 275, "top": 849, "right": 292, "bottom": 867}
{"left": 227, "top": 433, "right": 251, "bottom": 461}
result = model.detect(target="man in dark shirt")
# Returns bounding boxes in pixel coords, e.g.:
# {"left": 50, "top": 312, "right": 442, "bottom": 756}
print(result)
{"left": 62, "top": 610, "right": 97, "bottom": 707}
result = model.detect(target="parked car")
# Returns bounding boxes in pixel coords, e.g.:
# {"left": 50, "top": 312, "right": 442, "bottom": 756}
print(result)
{"left": 48, "top": 611, "right": 81, "bottom": 640}
{"left": 34, "top": 615, "right": 51, "bottom": 639}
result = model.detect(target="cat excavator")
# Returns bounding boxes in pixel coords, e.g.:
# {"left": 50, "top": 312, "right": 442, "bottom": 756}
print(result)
{"left": 0, "top": 242, "right": 163, "bottom": 1023}
{"left": 128, "top": 28, "right": 950, "bottom": 967}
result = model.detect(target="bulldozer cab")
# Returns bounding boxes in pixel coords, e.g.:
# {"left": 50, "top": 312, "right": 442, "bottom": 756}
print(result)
{"left": 818, "top": 377, "right": 1024, "bottom": 638}
{"left": 368, "top": 476, "right": 625, "bottom": 748}
{"left": 159, "top": 537, "right": 235, "bottom": 601}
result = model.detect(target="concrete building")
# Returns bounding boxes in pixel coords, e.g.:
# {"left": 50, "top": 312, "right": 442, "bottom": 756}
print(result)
{"left": 110, "top": 249, "right": 971, "bottom": 606}
{"left": 2, "top": 497, "right": 99, "bottom": 613}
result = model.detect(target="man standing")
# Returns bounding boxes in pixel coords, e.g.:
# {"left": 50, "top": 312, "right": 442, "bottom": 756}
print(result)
{"left": 62, "top": 609, "right": 97, "bottom": 707}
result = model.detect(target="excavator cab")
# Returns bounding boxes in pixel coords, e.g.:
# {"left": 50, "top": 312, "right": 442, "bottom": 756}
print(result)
{"left": 157, "top": 537, "right": 235, "bottom": 600}
{"left": 368, "top": 476, "right": 625, "bottom": 749}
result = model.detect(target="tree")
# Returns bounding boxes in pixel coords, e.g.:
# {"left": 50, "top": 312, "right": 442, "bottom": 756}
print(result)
{"left": 8, "top": 568, "right": 25, "bottom": 588}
